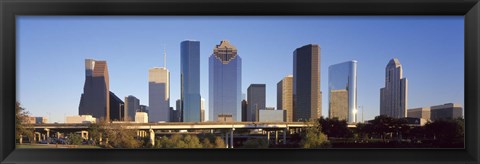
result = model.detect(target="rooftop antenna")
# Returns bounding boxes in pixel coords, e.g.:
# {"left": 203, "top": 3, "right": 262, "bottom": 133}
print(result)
{"left": 163, "top": 45, "right": 167, "bottom": 68}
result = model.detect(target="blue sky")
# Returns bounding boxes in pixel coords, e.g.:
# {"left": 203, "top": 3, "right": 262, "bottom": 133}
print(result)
{"left": 17, "top": 16, "right": 464, "bottom": 123}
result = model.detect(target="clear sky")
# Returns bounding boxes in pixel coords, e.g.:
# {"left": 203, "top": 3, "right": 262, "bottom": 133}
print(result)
{"left": 17, "top": 16, "right": 464, "bottom": 123}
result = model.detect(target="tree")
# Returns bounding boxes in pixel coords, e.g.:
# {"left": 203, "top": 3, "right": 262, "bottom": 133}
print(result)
{"left": 214, "top": 136, "right": 226, "bottom": 148}
{"left": 202, "top": 138, "right": 214, "bottom": 148}
{"left": 66, "top": 133, "right": 83, "bottom": 145}
{"left": 424, "top": 118, "right": 464, "bottom": 146}
{"left": 103, "top": 123, "right": 142, "bottom": 148}
{"left": 241, "top": 138, "right": 269, "bottom": 148}
{"left": 318, "top": 117, "right": 353, "bottom": 138}
{"left": 15, "top": 101, "right": 33, "bottom": 144}
{"left": 300, "top": 120, "right": 331, "bottom": 148}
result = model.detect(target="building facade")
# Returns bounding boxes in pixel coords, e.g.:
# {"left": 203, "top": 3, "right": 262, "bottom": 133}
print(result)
{"left": 241, "top": 100, "right": 248, "bottom": 122}
{"left": 328, "top": 61, "right": 358, "bottom": 123}
{"left": 209, "top": 40, "right": 242, "bottom": 122}
{"left": 65, "top": 115, "right": 96, "bottom": 124}
{"left": 135, "top": 112, "right": 148, "bottom": 123}
{"left": 149, "top": 66, "right": 170, "bottom": 122}
{"left": 109, "top": 91, "right": 125, "bottom": 121}
{"left": 175, "top": 99, "right": 183, "bottom": 122}
{"left": 277, "top": 75, "right": 293, "bottom": 122}
{"left": 430, "top": 103, "right": 463, "bottom": 121}
{"left": 380, "top": 58, "right": 408, "bottom": 118}
{"left": 258, "top": 109, "right": 285, "bottom": 122}
{"left": 293, "top": 44, "right": 322, "bottom": 121}
{"left": 79, "top": 59, "right": 110, "bottom": 121}
{"left": 407, "top": 107, "right": 431, "bottom": 121}
{"left": 181, "top": 40, "right": 201, "bottom": 122}
{"left": 200, "top": 98, "right": 205, "bottom": 122}
{"left": 125, "top": 95, "right": 140, "bottom": 121}
{"left": 247, "top": 84, "right": 266, "bottom": 122}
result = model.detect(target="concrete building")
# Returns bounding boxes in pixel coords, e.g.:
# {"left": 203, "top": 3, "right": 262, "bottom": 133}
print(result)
{"left": 125, "top": 95, "right": 140, "bottom": 121}
{"left": 175, "top": 99, "right": 183, "bottom": 122}
{"left": 277, "top": 75, "right": 293, "bottom": 122}
{"left": 135, "top": 112, "right": 148, "bottom": 123}
{"left": 109, "top": 91, "right": 125, "bottom": 121}
{"left": 407, "top": 107, "right": 431, "bottom": 121}
{"left": 27, "top": 117, "right": 48, "bottom": 124}
{"left": 139, "top": 105, "right": 149, "bottom": 113}
{"left": 380, "top": 58, "right": 408, "bottom": 118}
{"left": 65, "top": 115, "right": 96, "bottom": 124}
{"left": 293, "top": 44, "right": 322, "bottom": 121}
{"left": 181, "top": 40, "right": 201, "bottom": 122}
{"left": 430, "top": 103, "right": 463, "bottom": 121}
{"left": 217, "top": 114, "right": 234, "bottom": 122}
{"left": 258, "top": 109, "right": 285, "bottom": 122}
{"left": 200, "top": 98, "right": 205, "bottom": 122}
{"left": 328, "top": 89, "right": 349, "bottom": 121}
{"left": 79, "top": 59, "right": 110, "bottom": 121}
{"left": 241, "top": 100, "right": 248, "bottom": 122}
{"left": 247, "top": 84, "right": 266, "bottom": 122}
{"left": 209, "top": 40, "right": 242, "bottom": 122}
{"left": 149, "top": 50, "right": 170, "bottom": 122}
{"left": 328, "top": 61, "right": 358, "bottom": 123}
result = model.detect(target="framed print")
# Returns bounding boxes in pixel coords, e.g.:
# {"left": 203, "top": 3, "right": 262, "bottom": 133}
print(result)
{"left": 1, "top": 0, "right": 479, "bottom": 163}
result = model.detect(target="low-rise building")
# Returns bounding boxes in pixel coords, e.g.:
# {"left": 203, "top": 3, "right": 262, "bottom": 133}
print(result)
{"left": 65, "top": 115, "right": 96, "bottom": 124}
{"left": 135, "top": 112, "right": 148, "bottom": 123}
{"left": 258, "top": 109, "right": 285, "bottom": 122}
{"left": 27, "top": 117, "right": 48, "bottom": 124}
{"left": 430, "top": 103, "right": 463, "bottom": 121}
{"left": 407, "top": 107, "right": 431, "bottom": 121}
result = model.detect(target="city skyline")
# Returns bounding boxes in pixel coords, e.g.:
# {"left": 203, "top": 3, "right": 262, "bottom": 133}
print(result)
{"left": 17, "top": 16, "right": 464, "bottom": 123}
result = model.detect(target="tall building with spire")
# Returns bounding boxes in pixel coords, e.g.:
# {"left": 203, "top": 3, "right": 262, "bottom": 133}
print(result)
{"left": 79, "top": 59, "right": 110, "bottom": 121}
{"left": 293, "top": 44, "right": 322, "bottom": 121}
{"left": 181, "top": 40, "right": 201, "bottom": 122}
{"left": 209, "top": 40, "right": 242, "bottom": 122}
{"left": 380, "top": 58, "right": 408, "bottom": 118}
{"left": 149, "top": 48, "right": 170, "bottom": 122}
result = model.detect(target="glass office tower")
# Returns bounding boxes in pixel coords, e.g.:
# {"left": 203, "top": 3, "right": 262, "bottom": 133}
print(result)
{"left": 209, "top": 40, "right": 242, "bottom": 122}
{"left": 328, "top": 60, "right": 357, "bottom": 124}
{"left": 247, "top": 84, "right": 266, "bottom": 122}
{"left": 293, "top": 44, "right": 321, "bottom": 121}
{"left": 79, "top": 59, "right": 110, "bottom": 121}
{"left": 181, "top": 40, "right": 201, "bottom": 122}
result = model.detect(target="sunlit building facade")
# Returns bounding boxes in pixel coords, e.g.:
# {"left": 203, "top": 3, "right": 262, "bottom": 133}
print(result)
{"left": 149, "top": 67, "right": 170, "bottom": 122}
{"left": 328, "top": 61, "right": 357, "bottom": 124}
{"left": 380, "top": 58, "right": 408, "bottom": 118}
{"left": 79, "top": 59, "right": 110, "bottom": 121}
{"left": 209, "top": 40, "right": 242, "bottom": 122}
{"left": 277, "top": 75, "right": 293, "bottom": 122}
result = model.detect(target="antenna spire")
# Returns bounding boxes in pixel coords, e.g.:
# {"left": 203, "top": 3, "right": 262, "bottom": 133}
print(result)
{"left": 163, "top": 45, "right": 166, "bottom": 68}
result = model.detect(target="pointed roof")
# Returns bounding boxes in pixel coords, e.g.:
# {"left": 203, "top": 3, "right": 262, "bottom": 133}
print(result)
{"left": 387, "top": 58, "right": 401, "bottom": 67}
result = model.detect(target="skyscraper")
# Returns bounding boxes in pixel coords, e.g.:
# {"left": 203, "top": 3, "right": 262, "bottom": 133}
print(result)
{"left": 125, "top": 95, "right": 140, "bottom": 121}
{"left": 109, "top": 91, "right": 124, "bottom": 121}
{"left": 79, "top": 59, "right": 110, "bottom": 121}
{"left": 277, "top": 75, "right": 293, "bottom": 122}
{"left": 200, "top": 98, "right": 205, "bottom": 122}
{"left": 181, "top": 40, "right": 201, "bottom": 122}
{"left": 380, "top": 58, "right": 408, "bottom": 118}
{"left": 247, "top": 84, "right": 266, "bottom": 122}
{"left": 209, "top": 40, "right": 242, "bottom": 122}
{"left": 176, "top": 99, "right": 183, "bottom": 122}
{"left": 149, "top": 49, "right": 170, "bottom": 122}
{"left": 293, "top": 44, "right": 321, "bottom": 121}
{"left": 328, "top": 61, "right": 357, "bottom": 124}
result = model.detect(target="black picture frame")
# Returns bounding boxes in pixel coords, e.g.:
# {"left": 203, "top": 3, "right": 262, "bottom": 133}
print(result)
{"left": 1, "top": 0, "right": 479, "bottom": 163}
